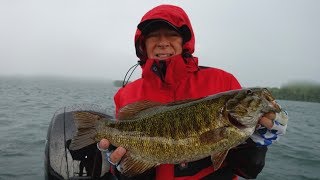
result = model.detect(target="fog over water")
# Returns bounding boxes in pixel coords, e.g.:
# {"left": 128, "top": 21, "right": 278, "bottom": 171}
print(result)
{"left": 1, "top": 0, "right": 319, "bottom": 87}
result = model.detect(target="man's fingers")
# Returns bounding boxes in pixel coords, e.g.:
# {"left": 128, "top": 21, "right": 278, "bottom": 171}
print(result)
{"left": 98, "top": 139, "right": 127, "bottom": 165}
{"left": 259, "top": 116, "right": 274, "bottom": 129}
{"left": 263, "top": 112, "right": 276, "bottom": 120}
{"left": 98, "top": 138, "right": 110, "bottom": 150}
{"left": 109, "top": 147, "right": 127, "bottom": 164}
{"left": 257, "top": 112, "right": 276, "bottom": 129}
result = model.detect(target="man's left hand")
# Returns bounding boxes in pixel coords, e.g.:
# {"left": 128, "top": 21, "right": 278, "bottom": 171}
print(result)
{"left": 251, "top": 111, "right": 288, "bottom": 146}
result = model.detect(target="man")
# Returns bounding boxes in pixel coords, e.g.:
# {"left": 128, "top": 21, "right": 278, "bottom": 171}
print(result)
{"left": 98, "top": 4, "right": 286, "bottom": 179}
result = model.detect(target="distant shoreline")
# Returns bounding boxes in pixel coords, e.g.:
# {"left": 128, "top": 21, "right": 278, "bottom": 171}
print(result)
{"left": 113, "top": 80, "right": 124, "bottom": 87}
{"left": 112, "top": 79, "right": 320, "bottom": 103}
{"left": 1, "top": 76, "right": 318, "bottom": 103}
{"left": 269, "top": 82, "right": 320, "bottom": 103}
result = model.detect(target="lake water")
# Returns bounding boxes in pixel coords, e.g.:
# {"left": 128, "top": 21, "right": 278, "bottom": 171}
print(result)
{"left": 0, "top": 76, "right": 319, "bottom": 180}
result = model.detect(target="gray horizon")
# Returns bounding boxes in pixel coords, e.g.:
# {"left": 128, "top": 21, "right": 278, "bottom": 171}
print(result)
{"left": 1, "top": 0, "right": 319, "bottom": 88}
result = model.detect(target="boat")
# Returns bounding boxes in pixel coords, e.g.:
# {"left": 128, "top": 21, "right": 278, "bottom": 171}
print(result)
{"left": 44, "top": 104, "right": 114, "bottom": 179}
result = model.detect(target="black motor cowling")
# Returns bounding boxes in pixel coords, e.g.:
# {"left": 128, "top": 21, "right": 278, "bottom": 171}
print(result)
{"left": 44, "top": 104, "right": 112, "bottom": 180}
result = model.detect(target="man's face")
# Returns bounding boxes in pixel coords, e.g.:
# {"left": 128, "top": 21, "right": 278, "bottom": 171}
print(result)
{"left": 144, "top": 27, "right": 183, "bottom": 60}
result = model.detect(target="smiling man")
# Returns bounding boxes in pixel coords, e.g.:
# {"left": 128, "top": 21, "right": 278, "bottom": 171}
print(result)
{"left": 144, "top": 25, "right": 183, "bottom": 60}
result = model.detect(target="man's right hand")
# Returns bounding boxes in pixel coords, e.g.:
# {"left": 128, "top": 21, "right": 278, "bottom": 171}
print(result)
{"left": 98, "top": 139, "right": 127, "bottom": 165}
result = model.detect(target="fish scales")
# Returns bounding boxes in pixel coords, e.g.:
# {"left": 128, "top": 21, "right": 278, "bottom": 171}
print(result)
{"left": 96, "top": 94, "right": 238, "bottom": 163}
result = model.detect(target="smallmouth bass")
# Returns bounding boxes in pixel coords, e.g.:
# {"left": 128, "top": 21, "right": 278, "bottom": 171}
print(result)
{"left": 69, "top": 88, "right": 288, "bottom": 177}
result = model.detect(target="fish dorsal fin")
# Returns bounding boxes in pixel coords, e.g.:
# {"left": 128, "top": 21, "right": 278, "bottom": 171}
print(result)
{"left": 166, "top": 98, "right": 198, "bottom": 106}
{"left": 119, "top": 152, "right": 158, "bottom": 177}
{"left": 118, "top": 100, "right": 162, "bottom": 120}
{"left": 211, "top": 150, "right": 229, "bottom": 170}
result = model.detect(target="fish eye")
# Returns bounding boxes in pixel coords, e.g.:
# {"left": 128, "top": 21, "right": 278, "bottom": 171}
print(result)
{"left": 246, "top": 89, "right": 253, "bottom": 95}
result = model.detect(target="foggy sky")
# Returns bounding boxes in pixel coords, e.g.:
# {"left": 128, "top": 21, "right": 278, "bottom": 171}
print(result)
{"left": 0, "top": 0, "right": 319, "bottom": 87}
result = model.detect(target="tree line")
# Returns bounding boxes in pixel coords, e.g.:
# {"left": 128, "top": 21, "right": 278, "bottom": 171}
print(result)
{"left": 269, "top": 82, "right": 320, "bottom": 103}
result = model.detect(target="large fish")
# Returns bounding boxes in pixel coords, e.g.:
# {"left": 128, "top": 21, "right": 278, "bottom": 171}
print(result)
{"left": 69, "top": 88, "right": 288, "bottom": 177}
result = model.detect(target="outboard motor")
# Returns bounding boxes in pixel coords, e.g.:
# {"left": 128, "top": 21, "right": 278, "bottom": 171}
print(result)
{"left": 44, "top": 104, "right": 113, "bottom": 180}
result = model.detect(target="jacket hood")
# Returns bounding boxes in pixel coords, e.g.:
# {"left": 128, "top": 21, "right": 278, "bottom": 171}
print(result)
{"left": 134, "top": 5, "right": 195, "bottom": 62}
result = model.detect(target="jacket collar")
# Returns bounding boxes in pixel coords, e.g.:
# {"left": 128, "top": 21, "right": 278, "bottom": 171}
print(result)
{"left": 141, "top": 55, "right": 199, "bottom": 85}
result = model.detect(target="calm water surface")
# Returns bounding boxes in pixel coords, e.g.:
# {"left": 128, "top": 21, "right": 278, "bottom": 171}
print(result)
{"left": 0, "top": 77, "right": 319, "bottom": 180}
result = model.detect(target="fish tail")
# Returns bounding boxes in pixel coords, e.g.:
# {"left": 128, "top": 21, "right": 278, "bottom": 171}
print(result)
{"left": 69, "top": 111, "right": 110, "bottom": 150}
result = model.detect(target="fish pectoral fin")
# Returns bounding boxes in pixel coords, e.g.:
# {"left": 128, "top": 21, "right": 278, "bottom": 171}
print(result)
{"left": 118, "top": 100, "right": 163, "bottom": 120}
{"left": 199, "top": 127, "right": 226, "bottom": 144}
{"left": 211, "top": 150, "right": 229, "bottom": 170}
{"left": 119, "top": 152, "right": 158, "bottom": 177}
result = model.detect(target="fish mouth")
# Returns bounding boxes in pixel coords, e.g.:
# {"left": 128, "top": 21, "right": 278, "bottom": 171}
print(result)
{"left": 228, "top": 113, "right": 246, "bottom": 129}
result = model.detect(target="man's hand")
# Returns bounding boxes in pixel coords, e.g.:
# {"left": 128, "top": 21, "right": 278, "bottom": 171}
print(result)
{"left": 98, "top": 139, "right": 127, "bottom": 165}
{"left": 258, "top": 112, "right": 276, "bottom": 129}
{"left": 251, "top": 111, "right": 288, "bottom": 146}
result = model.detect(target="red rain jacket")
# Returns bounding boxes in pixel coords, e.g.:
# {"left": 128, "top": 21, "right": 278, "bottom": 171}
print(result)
{"left": 114, "top": 4, "right": 241, "bottom": 180}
